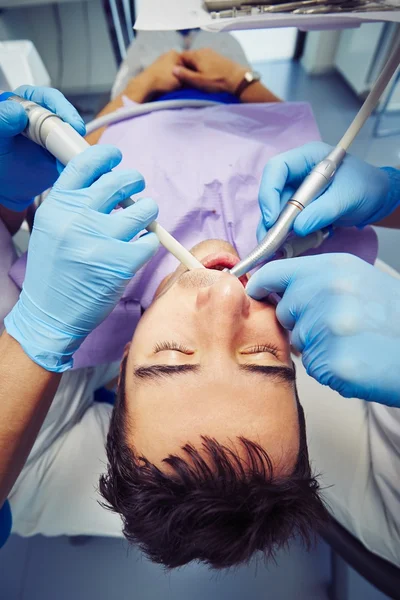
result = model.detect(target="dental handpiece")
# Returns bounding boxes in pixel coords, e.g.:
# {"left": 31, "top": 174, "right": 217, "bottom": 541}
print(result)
{"left": 0, "top": 92, "right": 203, "bottom": 271}
{"left": 230, "top": 34, "right": 400, "bottom": 279}
{"left": 230, "top": 146, "right": 345, "bottom": 279}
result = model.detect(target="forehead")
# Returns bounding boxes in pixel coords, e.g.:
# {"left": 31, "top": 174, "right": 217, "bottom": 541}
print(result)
{"left": 125, "top": 369, "right": 300, "bottom": 472}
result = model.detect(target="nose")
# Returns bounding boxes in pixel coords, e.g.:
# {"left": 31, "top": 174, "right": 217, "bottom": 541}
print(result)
{"left": 196, "top": 272, "right": 251, "bottom": 325}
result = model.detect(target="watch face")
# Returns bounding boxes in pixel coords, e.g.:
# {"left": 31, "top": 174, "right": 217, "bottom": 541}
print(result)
{"left": 245, "top": 70, "right": 261, "bottom": 83}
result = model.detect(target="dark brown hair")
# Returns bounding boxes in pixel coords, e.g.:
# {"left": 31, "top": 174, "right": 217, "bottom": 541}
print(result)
{"left": 99, "top": 357, "right": 328, "bottom": 569}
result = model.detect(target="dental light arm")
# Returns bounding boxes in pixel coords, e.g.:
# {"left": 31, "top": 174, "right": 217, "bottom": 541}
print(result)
{"left": 0, "top": 92, "right": 204, "bottom": 272}
{"left": 229, "top": 35, "right": 400, "bottom": 279}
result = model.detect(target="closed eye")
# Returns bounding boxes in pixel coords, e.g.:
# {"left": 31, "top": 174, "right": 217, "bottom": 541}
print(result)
{"left": 242, "top": 344, "right": 280, "bottom": 358}
{"left": 153, "top": 341, "right": 194, "bottom": 355}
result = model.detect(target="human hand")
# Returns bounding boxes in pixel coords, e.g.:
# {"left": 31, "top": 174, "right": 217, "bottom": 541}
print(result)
{"left": 0, "top": 85, "right": 85, "bottom": 212}
{"left": 246, "top": 253, "right": 400, "bottom": 406}
{"left": 257, "top": 141, "right": 394, "bottom": 240}
{"left": 4, "top": 145, "right": 159, "bottom": 372}
{"left": 126, "top": 50, "right": 183, "bottom": 100}
{"left": 173, "top": 48, "right": 247, "bottom": 95}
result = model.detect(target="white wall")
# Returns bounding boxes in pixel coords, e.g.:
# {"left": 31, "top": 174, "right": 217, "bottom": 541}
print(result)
{"left": 229, "top": 28, "right": 297, "bottom": 63}
{"left": 301, "top": 30, "right": 341, "bottom": 75}
{"left": 0, "top": 1, "right": 117, "bottom": 94}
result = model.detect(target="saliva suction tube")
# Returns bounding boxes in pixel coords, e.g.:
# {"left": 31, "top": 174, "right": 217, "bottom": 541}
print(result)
{"left": 0, "top": 91, "right": 204, "bottom": 272}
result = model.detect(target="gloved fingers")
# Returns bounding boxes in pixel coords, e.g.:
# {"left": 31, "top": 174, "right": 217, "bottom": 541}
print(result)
{"left": 290, "top": 310, "right": 322, "bottom": 353}
{"left": 107, "top": 197, "right": 159, "bottom": 241}
{"left": 258, "top": 142, "right": 332, "bottom": 229}
{"left": 53, "top": 145, "right": 122, "bottom": 192}
{"left": 274, "top": 285, "right": 303, "bottom": 331}
{"left": 290, "top": 323, "right": 306, "bottom": 353}
{"left": 258, "top": 158, "right": 289, "bottom": 230}
{"left": 0, "top": 101, "right": 28, "bottom": 143}
{"left": 14, "top": 85, "right": 86, "bottom": 136}
{"left": 293, "top": 178, "right": 352, "bottom": 236}
{"left": 246, "top": 256, "right": 305, "bottom": 300}
{"left": 256, "top": 219, "right": 267, "bottom": 245}
{"left": 119, "top": 232, "right": 160, "bottom": 273}
{"left": 256, "top": 188, "right": 294, "bottom": 244}
{"left": 86, "top": 169, "right": 145, "bottom": 213}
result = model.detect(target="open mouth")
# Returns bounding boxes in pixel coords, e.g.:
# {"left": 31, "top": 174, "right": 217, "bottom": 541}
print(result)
{"left": 201, "top": 252, "right": 249, "bottom": 287}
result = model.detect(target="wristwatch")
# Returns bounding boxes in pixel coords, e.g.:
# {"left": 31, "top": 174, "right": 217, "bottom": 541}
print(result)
{"left": 234, "top": 70, "right": 261, "bottom": 97}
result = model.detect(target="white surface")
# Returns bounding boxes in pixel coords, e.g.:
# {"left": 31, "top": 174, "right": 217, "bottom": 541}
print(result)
{"left": 135, "top": 0, "right": 400, "bottom": 32}
{"left": 335, "top": 24, "right": 387, "bottom": 96}
{"left": 230, "top": 28, "right": 297, "bottom": 62}
{"left": 301, "top": 30, "right": 341, "bottom": 74}
{"left": 0, "top": 2, "right": 117, "bottom": 94}
{"left": 0, "top": 40, "right": 50, "bottom": 89}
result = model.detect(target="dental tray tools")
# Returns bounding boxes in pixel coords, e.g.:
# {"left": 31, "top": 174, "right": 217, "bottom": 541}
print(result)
{"left": 229, "top": 34, "right": 400, "bottom": 279}
{"left": 206, "top": 0, "right": 398, "bottom": 16}
{"left": 0, "top": 91, "right": 204, "bottom": 272}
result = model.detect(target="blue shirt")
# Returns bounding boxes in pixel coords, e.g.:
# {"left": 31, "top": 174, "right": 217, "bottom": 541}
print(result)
{"left": 156, "top": 88, "right": 239, "bottom": 105}
{"left": 0, "top": 501, "right": 12, "bottom": 548}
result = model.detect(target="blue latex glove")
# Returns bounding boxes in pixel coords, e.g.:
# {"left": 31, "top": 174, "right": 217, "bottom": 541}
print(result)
{"left": 0, "top": 85, "right": 85, "bottom": 211}
{"left": 257, "top": 141, "right": 399, "bottom": 240}
{"left": 246, "top": 253, "right": 400, "bottom": 407}
{"left": 5, "top": 145, "right": 159, "bottom": 372}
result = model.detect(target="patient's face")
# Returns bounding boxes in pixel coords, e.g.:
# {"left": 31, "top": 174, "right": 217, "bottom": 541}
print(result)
{"left": 124, "top": 240, "right": 299, "bottom": 474}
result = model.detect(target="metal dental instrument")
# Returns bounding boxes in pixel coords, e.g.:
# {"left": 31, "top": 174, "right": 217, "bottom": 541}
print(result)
{"left": 294, "top": 1, "right": 397, "bottom": 11}
{"left": 279, "top": 228, "right": 330, "bottom": 259}
{"left": 0, "top": 91, "right": 204, "bottom": 271}
{"left": 206, "top": 0, "right": 397, "bottom": 15}
{"left": 260, "top": 0, "right": 340, "bottom": 12}
{"left": 229, "top": 34, "right": 400, "bottom": 279}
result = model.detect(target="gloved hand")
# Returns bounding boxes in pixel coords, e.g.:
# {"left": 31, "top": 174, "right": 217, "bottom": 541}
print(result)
{"left": 5, "top": 145, "right": 159, "bottom": 372}
{"left": 257, "top": 141, "right": 399, "bottom": 240}
{"left": 246, "top": 253, "right": 400, "bottom": 407}
{"left": 0, "top": 85, "right": 85, "bottom": 211}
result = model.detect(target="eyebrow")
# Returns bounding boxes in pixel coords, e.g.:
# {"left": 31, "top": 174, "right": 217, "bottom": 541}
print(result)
{"left": 239, "top": 364, "right": 295, "bottom": 384}
{"left": 133, "top": 364, "right": 200, "bottom": 380}
{"left": 133, "top": 363, "right": 294, "bottom": 383}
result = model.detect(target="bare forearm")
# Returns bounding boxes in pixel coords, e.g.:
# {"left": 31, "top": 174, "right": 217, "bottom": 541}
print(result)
{"left": 0, "top": 331, "right": 61, "bottom": 504}
{"left": 239, "top": 81, "right": 281, "bottom": 104}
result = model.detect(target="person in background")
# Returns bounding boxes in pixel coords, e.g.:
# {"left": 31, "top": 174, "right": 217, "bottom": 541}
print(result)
{"left": 0, "top": 87, "right": 160, "bottom": 548}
